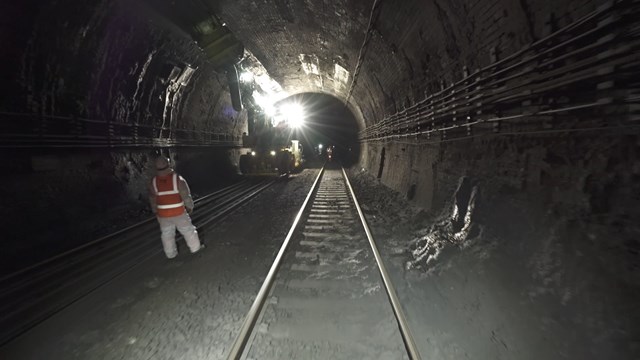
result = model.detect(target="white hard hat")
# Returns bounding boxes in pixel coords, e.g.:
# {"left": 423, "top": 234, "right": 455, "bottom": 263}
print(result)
{"left": 155, "top": 156, "right": 171, "bottom": 171}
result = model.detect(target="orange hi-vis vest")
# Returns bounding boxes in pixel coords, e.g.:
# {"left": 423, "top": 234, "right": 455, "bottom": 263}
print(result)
{"left": 153, "top": 172, "right": 185, "bottom": 217}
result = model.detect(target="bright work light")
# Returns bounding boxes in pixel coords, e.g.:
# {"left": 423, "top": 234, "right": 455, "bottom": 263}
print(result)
{"left": 279, "top": 103, "right": 305, "bottom": 128}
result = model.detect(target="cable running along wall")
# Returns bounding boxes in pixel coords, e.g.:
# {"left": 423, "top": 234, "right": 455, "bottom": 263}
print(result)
{"left": 359, "top": 1, "right": 640, "bottom": 144}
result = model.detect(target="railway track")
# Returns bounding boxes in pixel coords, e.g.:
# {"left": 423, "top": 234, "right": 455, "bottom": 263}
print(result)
{"left": 229, "top": 165, "right": 421, "bottom": 359}
{"left": 0, "top": 177, "right": 275, "bottom": 346}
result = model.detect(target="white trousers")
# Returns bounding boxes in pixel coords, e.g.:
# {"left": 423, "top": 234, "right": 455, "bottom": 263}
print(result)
{"left": 156, "top": 212, "right": 202, "bottom": 258}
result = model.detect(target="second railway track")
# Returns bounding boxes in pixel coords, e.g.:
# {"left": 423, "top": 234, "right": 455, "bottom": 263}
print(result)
{"left": 0, "top": 177, "right": 275, "bottom": 346}
{"left": 229, "top": 165, "right": 420, "bottom": 359}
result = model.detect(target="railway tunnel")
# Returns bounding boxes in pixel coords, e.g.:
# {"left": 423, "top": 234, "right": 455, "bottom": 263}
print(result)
{"left": 0, "top": 0, "right": 639, "bottom": 358}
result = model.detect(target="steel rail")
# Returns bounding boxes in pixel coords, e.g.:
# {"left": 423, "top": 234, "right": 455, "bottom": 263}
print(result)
{"left": 0, "top": 180, "right": 262, "bottom": 297}
{"left": 0, "top": 180, "right": 248, "bottom": 283}
{"left": 0, "top": 178, "right": 276, "bottom": 346}
{"left": 0, "top": 237, "right": 162, "bottom": 341}
{"left": 342, "top": 167, "right": 422, "bottom": 360}
{"left": 361, "top": 43, "right": 637, "bottom": 141}
{"left": 197, "top": 180, "right": 275, "bottom": 229}
{"left": 226, "top": 166, "right": 325, "bottom": 360}
{"left": 0, "top": 181, "right": 270, "bottom": 308}
{"left": 1, "top": 180, "right": 267, "bottom": 301}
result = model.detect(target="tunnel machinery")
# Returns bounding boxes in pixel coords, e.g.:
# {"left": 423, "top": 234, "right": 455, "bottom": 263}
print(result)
{"left": 144, "top": 0, "right": 246, "bottom": 111}
{"left": 143, "top": 0, "right": 305, "bottom": 175}
{"left": 239, "top": 103, "right": 305, "bottom": 176}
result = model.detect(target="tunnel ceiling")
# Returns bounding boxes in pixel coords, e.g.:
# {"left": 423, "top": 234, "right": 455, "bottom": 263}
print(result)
{"left": 212, "top": 0, "right": 374, "bottom": 128}
{"left": 201, "top": 0, "right": 603, "bottom": 130}
{"left": 0, "top": 0, "right": 625, "bottom": 149}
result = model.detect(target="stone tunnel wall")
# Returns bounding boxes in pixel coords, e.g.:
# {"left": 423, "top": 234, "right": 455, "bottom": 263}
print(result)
{"left": 361, "top": 131, "right": 640, "bottom": 357}
{"left": 0, "top": 0, "right": 245, "bottom": 274}
{"left": 1, "top": 0, "right": 245, "bottom": 135}
{"left": 353, "top": 0, "right": 638, "bottom": 356}
{"left": 352, "top": 0, "right": 607, "bottom": 124}
{"left": 0, "top": 0, "right": 636, "bottom": 355}
{"left": 2, "top": 147, "right": 241, "bottom": 275}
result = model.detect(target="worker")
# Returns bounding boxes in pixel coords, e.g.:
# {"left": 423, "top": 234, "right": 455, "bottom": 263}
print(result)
{"left": 149, "top": 156, "right": 204, "bottom": 258}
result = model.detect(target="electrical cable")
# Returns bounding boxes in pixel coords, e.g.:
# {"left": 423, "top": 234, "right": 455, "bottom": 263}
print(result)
{"left": 345, "top": 0, "right": 383, "bottom": 106}
{"left": 369, "top": 123, "right": 640, "bottom": 146}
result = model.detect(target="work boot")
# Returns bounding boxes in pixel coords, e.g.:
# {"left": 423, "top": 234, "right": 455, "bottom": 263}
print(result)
{"left": 192, "top": 244, "right": 205, "bottom": 254}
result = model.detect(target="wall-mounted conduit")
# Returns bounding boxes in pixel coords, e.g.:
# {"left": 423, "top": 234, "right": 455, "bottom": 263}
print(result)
{"left": 359, "top": 1, "right": 639, "bottom": 143}
{"left": 0, "top": 112, "right": 243, "bottom": 148}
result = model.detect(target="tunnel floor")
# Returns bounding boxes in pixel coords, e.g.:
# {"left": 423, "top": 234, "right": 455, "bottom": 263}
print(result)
{"left": 0, "top": 169, "right": 319, "bottom": 359}
{"left": 0, "top": 167, "right": 410, "bottom": 359}
{"left": 1, "top": 165, "right": 631, "bottom": 359}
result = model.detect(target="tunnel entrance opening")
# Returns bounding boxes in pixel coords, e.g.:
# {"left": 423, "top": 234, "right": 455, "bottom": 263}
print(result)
{"left": 377, "top": 147, "right": 386, "bottom": 179}
{"left": 275, "top": 92, "right": 361, "bottom": 167}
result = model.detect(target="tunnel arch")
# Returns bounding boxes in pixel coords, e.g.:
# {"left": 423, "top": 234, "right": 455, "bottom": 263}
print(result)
{"left": 275, "top": 92, "right": 361, "bottom": 166}
{"left": 0, "top": 1, "right": 637, "bottom": 358}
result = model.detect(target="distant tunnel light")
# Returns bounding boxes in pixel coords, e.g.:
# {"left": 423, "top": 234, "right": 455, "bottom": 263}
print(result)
{"left": 251, "top": 151, "right": 256, "bottom": 156}
{"left": 270, "top": 150, "right": 276, "bottom": 156}
{"left": 279, "top": 103, "right": 305, "bottom": 128}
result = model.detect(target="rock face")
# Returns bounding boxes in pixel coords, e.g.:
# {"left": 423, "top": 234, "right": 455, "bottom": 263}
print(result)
{"left": 0, "top": 0, "right": 638, "bottom": 357}
{"left": 1, "top": 1, "right": 246, "bottom": 272}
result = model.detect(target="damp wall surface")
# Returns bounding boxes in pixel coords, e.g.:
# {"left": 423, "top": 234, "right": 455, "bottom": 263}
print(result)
{"left": 359, "top": 132, "right": 640, "bottom": 357}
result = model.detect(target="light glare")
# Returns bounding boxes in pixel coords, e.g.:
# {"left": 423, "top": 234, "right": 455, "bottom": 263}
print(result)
{"left": 279, "top": 103, "right": 305, "bottom": 128}
{"left": 253, "top": 91, "right": 276, "bottom": 116}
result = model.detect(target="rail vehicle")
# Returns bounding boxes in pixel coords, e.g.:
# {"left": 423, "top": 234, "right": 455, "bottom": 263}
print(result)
{"left": 239, "top": 109, "right": 304, "bottom": 176}
{"left": 143, "top": 1, "right": 303, "bottom": 175}
{"left": 326, "top": 145, "right": 334, "bottom": 161}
